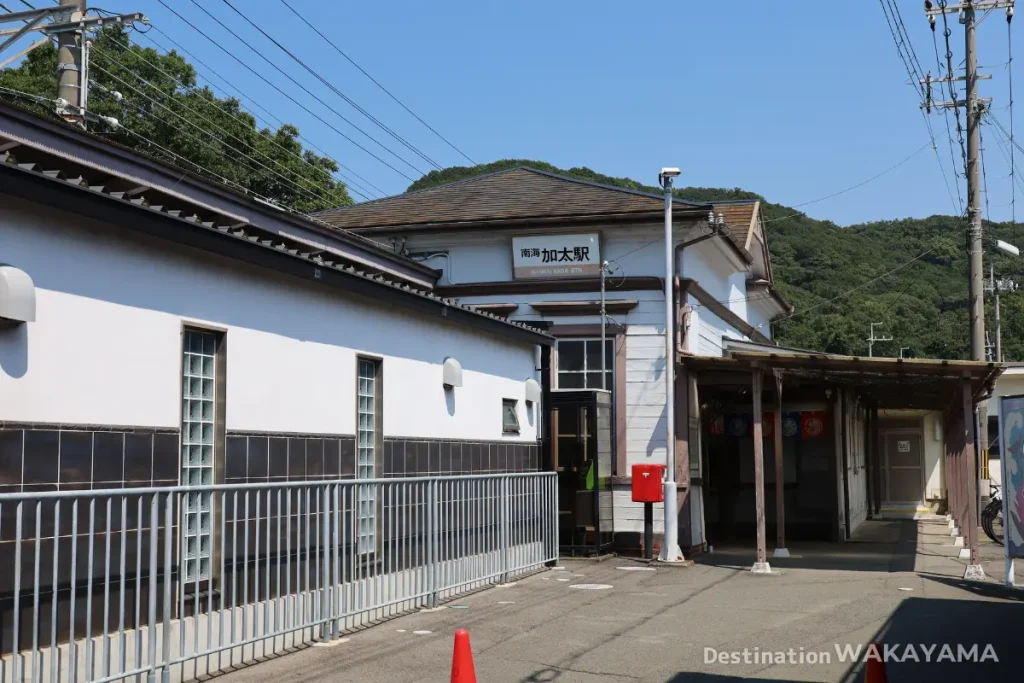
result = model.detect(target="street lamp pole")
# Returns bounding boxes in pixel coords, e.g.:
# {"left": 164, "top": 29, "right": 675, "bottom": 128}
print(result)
{"left": 658, "top": 167, "right": 684, "bottom": 563}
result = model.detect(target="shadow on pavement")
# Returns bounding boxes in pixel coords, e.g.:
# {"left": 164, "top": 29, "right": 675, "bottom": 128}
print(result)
{"left": 918, "top": 572, "right": 1024, "bottom": 602}
{"left": 662, "top": 675, "right": 804, "bottom": 682}
{"left": 839, "top": 595, "right": 1020, "bottom": 683}
{"left": 694, "top": 519, "right": 918, "bottom": 573}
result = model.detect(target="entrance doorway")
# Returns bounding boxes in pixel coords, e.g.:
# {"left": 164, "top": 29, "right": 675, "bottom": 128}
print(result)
{"left": 880, "top": 427, "right": 926, "bottom": 511}
{"left": 550, "top": 390, "right": 614, "bottom": 556}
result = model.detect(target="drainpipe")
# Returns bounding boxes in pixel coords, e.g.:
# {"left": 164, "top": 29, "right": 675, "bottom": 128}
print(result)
{"left": 673, "top": 276, "right": 692, "bottom": 357}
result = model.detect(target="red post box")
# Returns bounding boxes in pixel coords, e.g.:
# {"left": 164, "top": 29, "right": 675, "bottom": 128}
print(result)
{"left": 631, "top": 464, "right": 665, "bottom": 503}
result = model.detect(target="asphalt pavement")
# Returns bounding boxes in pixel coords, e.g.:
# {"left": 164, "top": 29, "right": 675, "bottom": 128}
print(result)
{"left": 210, "top": 519, "right": 1023, "bottom": 683}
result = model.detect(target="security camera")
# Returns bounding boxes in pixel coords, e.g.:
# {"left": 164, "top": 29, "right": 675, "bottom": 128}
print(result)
{"left": 660, "top": 167, "right": 681, "bottom": 178}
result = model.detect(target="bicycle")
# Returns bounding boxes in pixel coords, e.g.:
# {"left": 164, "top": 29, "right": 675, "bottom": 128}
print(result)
{"left": 982, "top": 483, "right": 1004, "bottom": 546}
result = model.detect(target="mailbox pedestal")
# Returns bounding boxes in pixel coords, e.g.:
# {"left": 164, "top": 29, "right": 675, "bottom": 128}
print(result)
{"left": 632, "top": 464, "right": 665, "bottom": 559}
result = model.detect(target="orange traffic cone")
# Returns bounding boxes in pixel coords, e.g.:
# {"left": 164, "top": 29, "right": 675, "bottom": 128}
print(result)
{"left": 450, "top": 629, "right": 477, "bottom": 683}
{"left": 864, "top": 642, "right": 887, "bottom": 683}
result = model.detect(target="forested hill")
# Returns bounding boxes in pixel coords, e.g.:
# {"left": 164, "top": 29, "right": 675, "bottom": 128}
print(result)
{"left": 410, "top": 161, "right": 1024, "bottom": 361}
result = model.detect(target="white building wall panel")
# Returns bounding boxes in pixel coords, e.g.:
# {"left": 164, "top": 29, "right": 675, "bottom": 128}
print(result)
{"left": 688, "top": 296, "right": 749, "bottom": 357}
{"left": 0, "top": 203, "right": 539, "bottom": 442}
{"left": 922, "top": 412, "right": 945, "bottom": 500}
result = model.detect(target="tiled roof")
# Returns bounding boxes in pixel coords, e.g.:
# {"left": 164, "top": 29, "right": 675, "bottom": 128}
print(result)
{"left": 315, "top": 167, "right": 710, "bottom": 230}
{"left": 711, "top": 201, "right": 759, "bottom": 250}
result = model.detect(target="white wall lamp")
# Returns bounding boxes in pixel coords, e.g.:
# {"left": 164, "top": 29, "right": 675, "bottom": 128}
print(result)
{"left": 0, "top": 265, "right": 35, "bottom": 325}
{"left": 442, "top": 357, "right": 463, "bottom": 388}
{"left": 524, "top": 378, "right": 541, "bottom": 405}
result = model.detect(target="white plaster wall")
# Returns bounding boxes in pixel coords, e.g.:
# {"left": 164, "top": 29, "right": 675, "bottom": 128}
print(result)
{"left": 680, "top": 240, "right": 736, "bottom": 303}
{"left": 922, "top": 412, "right": 945, "bottom": 500}
{"left": 688, "top": 295, "right": 749, "bottom": 357}
{"left": 401, "top": 223, "right": 748, "bottom": 287}
{"left": 746, "top": 297, "right": 776, "bottom": 341}
{"left": 985, "top": 370, "right": 1024, "bottom": 487}
{"left": 0, "top": 200, "right": 539, "bottom": 442}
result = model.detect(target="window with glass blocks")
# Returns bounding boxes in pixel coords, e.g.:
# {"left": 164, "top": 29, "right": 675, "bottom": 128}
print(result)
{"left": 356, "top": 358, "right": 379, "bottom": 555}
{"left": 181, "top": 329, "right": 217, "bottom": 582}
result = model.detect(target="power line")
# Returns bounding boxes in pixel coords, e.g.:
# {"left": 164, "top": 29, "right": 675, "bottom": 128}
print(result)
{"left": 887, "top": 0, "right": 929, "bottom": 94}
{"left": 981, "top": 123, "right": 992, "bottom": 222}
{"left": 766, "top": 247, "right": 938, "bottom": 328}
{"left": 606, "top": 141, "right": 937, "bottom": 269}
{"left": 0, "top": 83, "right": 282, "bottom": 204}
{"left": 763, "top": 142, "right": 933, "bottom": 224}
{"left": 879, "top": 0, "right": 960, "bottom": 212}
{"left": 880, "top": 0, "right": 925, "bottom": 95}
{"left": 216, "top": 0, "right": 441, "bottom": 173}
{"left": 152, "top": 0, "right": 418, "bottom": 182}
{"left": 171, "top": 0, "right": 425, "bottom": 178}
{"left": 1009, "top": 14, "right": 1017, "bottom": 230}
{"left": 984, "top": 113, "right": 1024, "bottom": 198}
{"left": 277, "top": 0, "right": 476, "bottom": 166}
{"left": 89, "top": 59, "right": 345, "bottom": 210}
{"left": 90, "top": 37, "right": 375, "bottom": 202}
{"left": 932, "top": 21, "right": 966, "bottom": 211}
{"left": 939, "top": 1, "right": 969, "bottom": 175}
{"left": 137, "top": 25, "right": 384, "bottom": 200}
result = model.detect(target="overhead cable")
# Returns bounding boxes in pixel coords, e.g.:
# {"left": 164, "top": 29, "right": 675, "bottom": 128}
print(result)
{"left": 138, "top": 25, "right": 384, "bottom": 199}
{"left": 153, "top": 0, "right": 418, "bottom": 182}
{"left": 277, "top": 0, "right": 477, "bottom": 166}
{"left": 91, "top": 39, "right": 373, "bottom": 202}
{"left": 216, "top": 0, "right": 442, "bottom": 171}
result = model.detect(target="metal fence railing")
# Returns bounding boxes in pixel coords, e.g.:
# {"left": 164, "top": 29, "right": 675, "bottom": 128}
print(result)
{"left": 0, "top": 473, "right": 558, "bottom": 683}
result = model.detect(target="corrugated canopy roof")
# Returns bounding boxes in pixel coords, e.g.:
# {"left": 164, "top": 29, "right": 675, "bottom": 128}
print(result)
{"left": 686, "top": 347, "right": 1003, "bottom": 410}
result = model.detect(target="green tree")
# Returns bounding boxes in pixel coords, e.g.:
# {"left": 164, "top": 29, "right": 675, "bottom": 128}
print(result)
{"left": 0, "top": 28, "right": 351, "bottom": 211}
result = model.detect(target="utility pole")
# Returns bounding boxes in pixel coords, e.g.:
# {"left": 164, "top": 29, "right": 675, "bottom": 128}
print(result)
{"left": 56, "top": 0, "right": 84, "bottom": 125}
{"left": 924, "top": 0, "right": 1014, "bottom": 360}
{"left": 986, "top": 256, "right": 1019, "bottom": 360}
{"left": 0, "top": 3, "right": 145, "bottom": 125}
{"left": 867, "top": 322, "right": 893, "bottom": 357}
{"left": 966, "top": 0, "right": 986, "bottom": 362}
{"left": 994, "top": 276, "right": 1002, "bottom": 361}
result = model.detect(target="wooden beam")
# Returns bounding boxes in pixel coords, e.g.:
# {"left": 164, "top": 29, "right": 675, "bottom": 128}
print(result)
{"left": 529, "top": 299, "right": 639, "bottom": 316}
{"left": 945, "top": 403, "right": 960, "bottom": 529}
{"left": 963, "top": 379, "right": 982, "bottom": 574}
{"left": 752, "top": 369, "right": 769, "bottom": 570}
{"left": 870, "top": 404, "right": 882, "bottom": 517}
{"left": 773, "top": 370, "right": 787, "bottom": 555}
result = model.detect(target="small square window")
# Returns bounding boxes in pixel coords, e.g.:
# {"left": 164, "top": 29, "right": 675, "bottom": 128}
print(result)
{"left": 502, "top": 399, "right": 520, "bottom": 435}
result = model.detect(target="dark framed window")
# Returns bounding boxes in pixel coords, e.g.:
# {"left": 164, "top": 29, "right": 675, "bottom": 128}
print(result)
{"left": 503, "top": 399, "right": 521, "bottom": 435}
{"left": 556, "top": 338, "right": 613, "bottom": 390}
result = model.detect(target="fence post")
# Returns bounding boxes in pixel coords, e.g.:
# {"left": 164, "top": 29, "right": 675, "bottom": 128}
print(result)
{"left": 552, "top": 475, "right": 559, "bottom": 562}
{"left": 320, "top": 485, "right": 332, "bottom": 642}
{"left": 161, "top": 493, "right": 174, "bottom": 683}
{"left": 500, "top": 477, "right": 511, "bottom": 584}
{"left": 428, "top": 479, "right": 439, "bottom": 608}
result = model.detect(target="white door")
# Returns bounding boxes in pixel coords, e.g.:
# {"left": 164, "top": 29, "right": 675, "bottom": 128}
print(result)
{"left": 882, "top": 430, "right": 925, "bottom": 505}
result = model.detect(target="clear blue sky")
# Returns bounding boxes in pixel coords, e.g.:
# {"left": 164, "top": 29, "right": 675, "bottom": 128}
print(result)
{"left": 37, "top": 1, "right": 1024, "bottom": 224}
